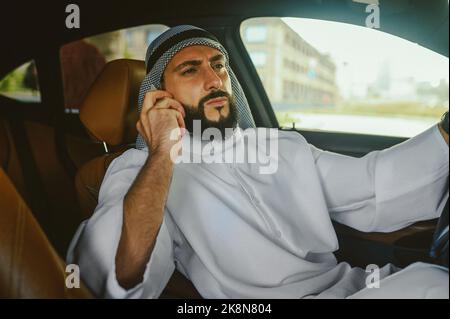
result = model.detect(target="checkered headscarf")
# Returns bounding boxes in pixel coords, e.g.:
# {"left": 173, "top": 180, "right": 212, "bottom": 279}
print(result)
{"left": 135, "top": 25, "right": 255, "bottom": 150}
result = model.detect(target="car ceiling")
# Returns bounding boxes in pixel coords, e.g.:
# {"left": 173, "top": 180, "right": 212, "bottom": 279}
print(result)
{"left": 0, "top": 0, "right": 448, "bottom": 77}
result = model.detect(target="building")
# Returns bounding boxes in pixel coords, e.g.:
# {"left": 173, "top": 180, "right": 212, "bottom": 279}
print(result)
{"left": 124, "top": 25, "right": 169, "bottom": 60}
{"left": 85, "top": 24, "right": 169, "bottom": 62}
{"left": 241, "top": 18, "right": 338, "bottom": 110}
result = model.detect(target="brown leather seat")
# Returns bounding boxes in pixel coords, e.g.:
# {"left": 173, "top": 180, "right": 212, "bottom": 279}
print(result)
{"left": 0, "top": 119, "right": 28, "bottom": 202}
{"left": 0, "top": 167, "right": 92, "bottom": 298}
{"left": 76, "top": 59, "right": 201, "bottom": 298}
{"left": 76, "top": 59, "right": 144, "bottom": 220}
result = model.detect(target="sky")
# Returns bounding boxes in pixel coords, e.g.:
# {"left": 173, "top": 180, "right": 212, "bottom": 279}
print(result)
{"left": 282, "top": 17, "right": 449, "bottom": 97}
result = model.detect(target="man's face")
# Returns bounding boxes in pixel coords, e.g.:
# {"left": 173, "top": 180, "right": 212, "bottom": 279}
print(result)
{"left": 162, "top": 45, "right": 237, "bottom": 136}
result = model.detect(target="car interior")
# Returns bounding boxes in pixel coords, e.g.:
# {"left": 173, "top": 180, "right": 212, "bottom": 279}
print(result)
{"left": 0, "top": 0, "right": 448, "bottom": 298}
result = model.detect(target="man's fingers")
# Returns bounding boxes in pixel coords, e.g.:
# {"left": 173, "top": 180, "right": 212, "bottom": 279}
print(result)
{"left": 175, "top": 110, "right": 186, "bottom": 130}
{"left": 170, "top": 104, "right": 186, "bottom": 118}
{"left": 152, "top": 98, "right": 186, "bottom": 118}
{"left": 141, "top": 90, "right": 173, "bottom": 114}
{"left": 137, "top": 101, "right": 186, "bottom": 145}
{"left": 137, "top": 118, "right": 152, "bottom": 143}
{"left": 136, "top": 121, "right": 148, "bottom": 139}
{"left": 140, "top": 91, "right": 173, "bottom": 138}
{"left": 159, "top": 108, "right": 186, "bottom": 130}
{"left": 136, "top": 121, "right": 142, "bottom": 135}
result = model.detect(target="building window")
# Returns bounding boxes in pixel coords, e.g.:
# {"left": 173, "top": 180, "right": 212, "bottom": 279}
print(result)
{"left": 245, "top": 26, "right": 268, "bottom": 43}
{"left": 147, "top": 31, "right": 162, "bottom": 45}
{"left": 249, "top": 51, "right": 267, "bottom": 67}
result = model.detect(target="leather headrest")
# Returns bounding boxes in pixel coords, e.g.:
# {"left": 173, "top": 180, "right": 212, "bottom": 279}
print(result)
{"left": 80, "top": 59, "right": 145, "bottom": 146}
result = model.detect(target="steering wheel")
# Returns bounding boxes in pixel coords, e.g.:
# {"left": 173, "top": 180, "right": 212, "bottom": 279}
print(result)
{"left": 429, "top": 187, "right": 449, "bottom": 268}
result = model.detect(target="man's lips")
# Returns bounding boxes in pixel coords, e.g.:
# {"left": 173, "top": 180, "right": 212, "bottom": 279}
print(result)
{"left": 205, "top": 97, "right": 228, "bottom": 108}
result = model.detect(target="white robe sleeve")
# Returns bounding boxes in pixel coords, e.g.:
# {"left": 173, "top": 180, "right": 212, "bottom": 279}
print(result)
{"left": 66, "top": 151, "right": 176, "bottom": 299}
{"left": 309, "top": 125, "right": 449, "bottom": 232}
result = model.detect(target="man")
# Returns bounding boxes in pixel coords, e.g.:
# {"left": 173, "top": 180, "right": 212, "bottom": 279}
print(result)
{"left": 67, "top": 25, "right": 449, "bottom": 298}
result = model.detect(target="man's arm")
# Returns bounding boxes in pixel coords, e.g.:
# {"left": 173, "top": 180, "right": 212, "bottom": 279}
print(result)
{"left": 310, "top": 121, "right": 449, "bottom": 233}
{"left": 115, "top": 152, "right": 173, "bottom": 289}
{"left": 115, "top": 90, "right": 186, "bottom": 289}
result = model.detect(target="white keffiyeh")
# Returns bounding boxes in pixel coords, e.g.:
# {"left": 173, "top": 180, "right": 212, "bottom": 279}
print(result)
{"left": 135, "top": 25, "right": 255, "bottom": 150}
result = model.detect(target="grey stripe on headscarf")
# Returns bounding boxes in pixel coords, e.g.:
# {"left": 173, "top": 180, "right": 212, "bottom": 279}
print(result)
{"left": 135, "top": 25, "right": 255, "bottom": 150}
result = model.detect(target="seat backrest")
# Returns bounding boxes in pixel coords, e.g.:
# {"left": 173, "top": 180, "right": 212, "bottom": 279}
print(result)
{"left": 0, "top": 119, "right": 28, "bottom": 202}
{"left": 76, "top": 59, "right": 146, "bottom": 219}
{"left": 0, "top": 167, "right": 92, "bottom": 298}
{"left": 75, "top": 152, "right": 123, "bottom": 220}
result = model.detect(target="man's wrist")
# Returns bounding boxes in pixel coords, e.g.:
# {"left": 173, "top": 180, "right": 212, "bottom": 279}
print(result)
{"left": 438, "top": 112, "right": 449, "bottom": 146}
{"left": 440, "top": 111, "right": 449, "bottom": 135}
{"left": 147, "top": 147, "right": 175, "bottom": 168}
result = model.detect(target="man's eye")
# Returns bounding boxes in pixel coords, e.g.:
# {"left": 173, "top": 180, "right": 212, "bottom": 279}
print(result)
{"left": 182, "top": 68, "right": 196, "bottom": 75}
{"left": 214, "top": 63, "right": 225, "bottom": 70}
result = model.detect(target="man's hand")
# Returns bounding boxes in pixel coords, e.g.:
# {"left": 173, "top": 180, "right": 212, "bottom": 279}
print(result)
{"left": 136, "top": 90, "right": 186, "bottom": 155}
{"left": 438, "top": 111, "right": 449, "bottom": 146}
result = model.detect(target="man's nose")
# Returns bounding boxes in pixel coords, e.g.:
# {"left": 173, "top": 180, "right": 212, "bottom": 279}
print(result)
{"left": 203, "top": 65, "right": 223, "bottom": 91}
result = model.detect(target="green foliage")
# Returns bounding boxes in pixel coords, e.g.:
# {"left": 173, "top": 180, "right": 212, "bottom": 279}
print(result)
{"left": 0, "top": 68, "right": 26, "bottom": 92}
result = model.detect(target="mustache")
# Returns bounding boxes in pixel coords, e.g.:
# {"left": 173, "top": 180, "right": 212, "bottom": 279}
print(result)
{"left": 199, "top": 90, "right": 231, "bottom": 108}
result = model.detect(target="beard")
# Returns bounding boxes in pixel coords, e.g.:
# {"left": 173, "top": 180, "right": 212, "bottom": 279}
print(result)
{"left": 183, "top": 90, "right": 238, "bottom": 140}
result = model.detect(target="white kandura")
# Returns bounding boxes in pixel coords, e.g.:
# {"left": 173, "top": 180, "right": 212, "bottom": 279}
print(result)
{"left": 67, "top": 125, "right": 449, "bottom": 299}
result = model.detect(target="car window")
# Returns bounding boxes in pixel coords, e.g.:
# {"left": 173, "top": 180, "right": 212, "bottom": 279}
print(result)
{"left": 60, "top": 24, "right": 169, "bottom": 112}
{"left": 0, "top": 61, "right": 41, "bottom": 103}
{"left": 240, "top": 17, "right": 449, "bottom": 137}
